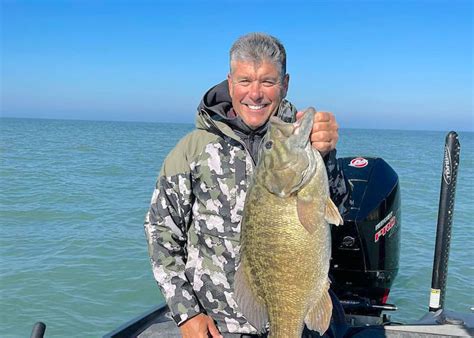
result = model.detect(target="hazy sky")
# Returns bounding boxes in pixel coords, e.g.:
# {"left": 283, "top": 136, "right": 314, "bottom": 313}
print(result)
{"left": 1, "top": 0, "right": 472, "bottom": 131}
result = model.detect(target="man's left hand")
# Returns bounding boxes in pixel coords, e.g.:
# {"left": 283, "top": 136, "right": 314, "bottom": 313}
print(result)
{"left": 296, "top": 110, "right": 339, "bottom": 157}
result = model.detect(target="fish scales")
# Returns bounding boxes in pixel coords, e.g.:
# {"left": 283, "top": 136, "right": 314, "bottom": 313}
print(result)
{"left": 235, "top": 108, "right": 343, "bottom": 338}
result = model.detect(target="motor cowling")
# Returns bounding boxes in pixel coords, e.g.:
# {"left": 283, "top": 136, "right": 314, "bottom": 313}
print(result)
{"left": 330, "top": 157, "right": 401, "bottom": 316}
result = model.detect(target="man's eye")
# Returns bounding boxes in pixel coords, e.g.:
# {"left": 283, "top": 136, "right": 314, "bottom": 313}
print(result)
{"left": 262, "top": 81, "right": 276, "bottom": 87}
{"left": 239, "top": 80, "right": 251, "bottom": 86}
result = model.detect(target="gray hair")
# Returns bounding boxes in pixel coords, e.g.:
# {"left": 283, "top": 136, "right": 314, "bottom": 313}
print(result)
{"left": 229, "top": 33, "right": 287, "bottom": 79}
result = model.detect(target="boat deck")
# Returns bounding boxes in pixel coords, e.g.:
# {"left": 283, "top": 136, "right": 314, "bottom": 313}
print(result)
{"left": 105, "top": 305, "right": 474, "bottom": 337}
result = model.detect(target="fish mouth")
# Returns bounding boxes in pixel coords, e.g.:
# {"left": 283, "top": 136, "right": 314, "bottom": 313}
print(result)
{"left": 293, "top": 110, "right": 315, "bottom": 147}
{"left": 270, "top": 111, "right": 313, "bottom": 147}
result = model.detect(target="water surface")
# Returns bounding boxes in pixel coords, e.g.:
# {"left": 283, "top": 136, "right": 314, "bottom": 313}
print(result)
{"left": 1, "top": 118, "right": 472, "bottom": 337}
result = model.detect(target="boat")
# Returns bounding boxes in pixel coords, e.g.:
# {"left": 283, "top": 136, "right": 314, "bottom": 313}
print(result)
{"left": 33, "top": 132, "right": 474, "bottom": 338}
{"left": 102, "top": 306, "right": 473, "bottom": 337}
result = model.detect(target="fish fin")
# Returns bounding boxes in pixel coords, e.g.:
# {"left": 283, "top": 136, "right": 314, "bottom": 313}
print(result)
{"left": 304, "top": 281, "right": 333, "bottom": 335}
{"left": 296, "top": 195, "right": 318, "bottom": 233}
{"left": 234, "top": 263, "right": 269, "bottom": 333}
{"left": 325, "top": 197, "right": 343, "bottom": 226}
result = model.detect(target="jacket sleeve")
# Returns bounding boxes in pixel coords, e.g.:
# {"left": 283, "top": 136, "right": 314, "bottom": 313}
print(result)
{"left": 144, "top": 145, "right": 202, "bottom": 325}
{"left": 324, "top": 149, "right": 349, "bottom": 215}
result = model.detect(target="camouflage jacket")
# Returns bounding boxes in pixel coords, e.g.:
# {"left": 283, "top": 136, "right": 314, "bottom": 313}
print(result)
{"left": 144, "top": 83, "right": 347, "bottom": 334}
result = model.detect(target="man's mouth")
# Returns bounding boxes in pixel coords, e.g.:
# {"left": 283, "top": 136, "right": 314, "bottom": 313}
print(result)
{"left": 245, "top": 104, "right": 268, "bottom": 110}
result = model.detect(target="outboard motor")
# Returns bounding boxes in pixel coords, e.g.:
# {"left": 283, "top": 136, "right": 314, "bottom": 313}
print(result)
{"left": 330, "top": 157, "right": 401, "bottom": 321}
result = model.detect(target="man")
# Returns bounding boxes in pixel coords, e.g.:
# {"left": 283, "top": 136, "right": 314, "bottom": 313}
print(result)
{"left": 144, "top": 33, "right": 346, "bottom": 337}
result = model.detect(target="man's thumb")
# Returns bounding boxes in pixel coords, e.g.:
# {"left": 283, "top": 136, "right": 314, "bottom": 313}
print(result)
{"left": 207, "top": 318, "right": 222, "bottom": 338}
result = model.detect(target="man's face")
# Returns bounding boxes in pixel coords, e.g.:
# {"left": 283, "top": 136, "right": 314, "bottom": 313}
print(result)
{"left": 227, "top": 60, "right": 289, "bottom": 129}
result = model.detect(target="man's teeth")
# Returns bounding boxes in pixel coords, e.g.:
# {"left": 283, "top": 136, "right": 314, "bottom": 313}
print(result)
{"left": 247, "top": 104, "right": 265, "bottom": 110}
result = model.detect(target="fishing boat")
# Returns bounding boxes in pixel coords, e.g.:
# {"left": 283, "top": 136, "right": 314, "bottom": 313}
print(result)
{"left": 32, "top": 132, "right": 474, "bottom": 338}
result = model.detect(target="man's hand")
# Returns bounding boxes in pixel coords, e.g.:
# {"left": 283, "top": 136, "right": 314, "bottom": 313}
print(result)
{"left": 179, "top": 313, "right": 222, "bottom": 338}
{"left": 296, "top": 109, "right": 339, "bottom": 157}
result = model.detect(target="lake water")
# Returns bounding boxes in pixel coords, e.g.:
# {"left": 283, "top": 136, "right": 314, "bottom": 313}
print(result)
{"left": 1, "top": 118, "right": 472, "bottom": 337}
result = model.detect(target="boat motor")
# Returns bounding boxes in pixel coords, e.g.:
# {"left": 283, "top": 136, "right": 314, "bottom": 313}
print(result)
{"left": 330, "top": 157, "right": 401, "bottom": 319}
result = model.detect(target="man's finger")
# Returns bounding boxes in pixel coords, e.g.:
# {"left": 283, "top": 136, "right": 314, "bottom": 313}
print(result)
{"left": 207, "top": 318, "right": 223, "bottom": 338}
{"left": 311, "top": 121, "right": 334, "bottom": 132}
{"left": 314, "top": 111, "right": 334, "bottom": 122}
{"left": 311, "top": 130, "right": 338, "bottom": 143}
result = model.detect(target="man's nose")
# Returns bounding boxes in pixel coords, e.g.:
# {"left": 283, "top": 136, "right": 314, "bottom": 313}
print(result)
{"left": 248, "top": 81, "right": 263, "bottom": 102}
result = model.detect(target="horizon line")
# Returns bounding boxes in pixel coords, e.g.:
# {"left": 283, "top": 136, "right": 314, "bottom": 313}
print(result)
{"left": 1, "top": 115, "right": 473, "bottom": 133}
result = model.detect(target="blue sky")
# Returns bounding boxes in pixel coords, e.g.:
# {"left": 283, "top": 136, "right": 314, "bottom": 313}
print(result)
{"left": 1, "top": 0, "right": 472, "bottom": 131}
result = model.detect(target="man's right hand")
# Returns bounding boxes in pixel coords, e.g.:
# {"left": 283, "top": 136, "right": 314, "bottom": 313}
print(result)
{"left": 179, "top": 313, "right": 223, "bottom": 338}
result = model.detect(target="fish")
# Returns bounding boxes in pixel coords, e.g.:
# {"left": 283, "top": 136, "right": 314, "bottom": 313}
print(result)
{"left": 234, "top": 107, "right": 343, "bottom": 338}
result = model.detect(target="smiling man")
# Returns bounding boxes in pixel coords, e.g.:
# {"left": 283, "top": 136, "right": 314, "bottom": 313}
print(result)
{"left": 144, "top": 33, "right": 347, "bottom": 337}
{"left": 228, "top": 59, "right": 289, "bottom": 129}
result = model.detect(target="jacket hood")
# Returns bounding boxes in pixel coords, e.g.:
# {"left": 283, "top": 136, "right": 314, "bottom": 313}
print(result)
{"left": 198, "top": 80, "right": 233, "bottom": 119}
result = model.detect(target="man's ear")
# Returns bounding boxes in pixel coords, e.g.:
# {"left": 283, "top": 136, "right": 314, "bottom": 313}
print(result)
{"left": 282, "top": 73, "right": 290, "bottom": 98}
{"left": 227, "top": 73, "right": 234, "bottom": 99}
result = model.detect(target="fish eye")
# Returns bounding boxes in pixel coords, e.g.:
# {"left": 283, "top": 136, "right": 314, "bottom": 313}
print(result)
{"left": 265, "top": 141, "right": 273, "bottom": 150}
